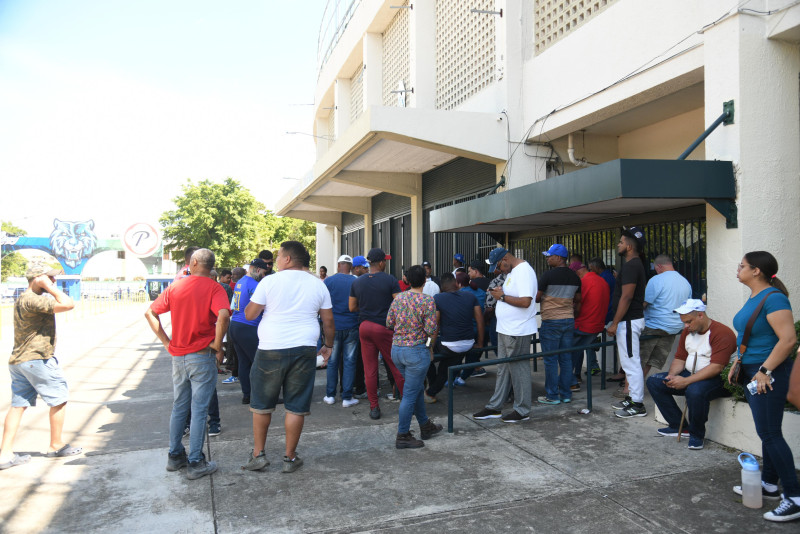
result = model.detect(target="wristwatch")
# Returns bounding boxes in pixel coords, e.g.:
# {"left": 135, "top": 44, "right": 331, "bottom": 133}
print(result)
{"left": 758, "top": 366, "right": 772, "bottom": 376}
{"left": 499, "top": 295, "right": 506, "bottom": 302}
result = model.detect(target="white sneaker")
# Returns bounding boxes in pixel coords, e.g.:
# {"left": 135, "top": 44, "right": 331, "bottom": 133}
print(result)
{"left": 342, "top": 398, "right": 359, "bottom": 408}
{"left": 323, "top": 396, "right": 335, "bottom": 405}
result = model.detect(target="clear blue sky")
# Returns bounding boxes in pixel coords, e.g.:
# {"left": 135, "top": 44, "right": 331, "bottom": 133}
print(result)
{"left": 0, "top": 0, "right": 327, "bottom": 237}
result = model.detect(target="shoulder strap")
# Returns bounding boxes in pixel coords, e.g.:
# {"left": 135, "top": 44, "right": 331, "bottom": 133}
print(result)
{"left": 739, "top": 289, "right": 780, "bottom": 355}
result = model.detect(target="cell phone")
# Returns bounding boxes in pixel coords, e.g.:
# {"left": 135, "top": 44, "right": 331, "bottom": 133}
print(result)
{"left": 746, "top": 376, "right": 775, "bottom": 395}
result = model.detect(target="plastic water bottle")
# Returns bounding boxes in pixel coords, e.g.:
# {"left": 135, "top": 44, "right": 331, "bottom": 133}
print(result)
{"left": 738, "top": 453, "right": 762, "bottom": 509}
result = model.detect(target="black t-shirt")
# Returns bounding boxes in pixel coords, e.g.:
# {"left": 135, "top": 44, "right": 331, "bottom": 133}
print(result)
{"left": 350, "top": 272, "right": 401, "bottom": 326}
{"left": 471, "top": 277, "right": 491, "bottom": 291}
{"left": 611, "top": 256, "right": 646, "bottom": 321}
{"left": 434, "top": 291, "right": 479, "bottom": 342}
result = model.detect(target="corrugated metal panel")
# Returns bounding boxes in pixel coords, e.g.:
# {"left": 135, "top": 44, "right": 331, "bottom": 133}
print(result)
{"left": 342, "top": 212, "right": 364, "bottom": 233}
{"left": 372, "top": 193, "right": 410, "bottom": 222}
{"left": 423, "top": 158, "right": 495, "bottom": 208}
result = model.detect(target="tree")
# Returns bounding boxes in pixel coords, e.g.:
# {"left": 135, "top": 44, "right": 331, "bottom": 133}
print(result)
{"left": 159, "top": 178, "right": 316, "bottom": 269}
{"left": 1, "top": 221, "right": 28, "bottom": 236}
{"left": 1, "top": 221, "right": 29, "bottom": 281}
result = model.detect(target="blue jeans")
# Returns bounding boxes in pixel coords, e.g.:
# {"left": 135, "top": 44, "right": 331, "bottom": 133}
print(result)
{"left": 539, "top": 318, "right": 575, "bottom": 400}
{"left": 743, "top": 360, "right": 800, "bottom": 497}
{"left": 572, "top": 330, "right": 600, "bottom": 383}
{"left": 646, "top": 370, "right": 730, "bottom": 439}
{"left": 392, "top": 344, "right": 430, "bottom": 434}
{"left": 169, "top": 350, "right": 217, "bottom": 463}
{"left": 327, "top": 327, "right": 359, "bottom": 400}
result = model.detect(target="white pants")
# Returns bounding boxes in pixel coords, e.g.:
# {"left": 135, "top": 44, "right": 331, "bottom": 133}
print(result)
{"left": 616, "top": 318, "right": 645, "bottom": 403}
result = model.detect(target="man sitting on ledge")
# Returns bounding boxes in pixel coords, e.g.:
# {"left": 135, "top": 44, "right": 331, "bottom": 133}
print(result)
{"left": 646, "top": 299, "right": 736, "bottom": 451}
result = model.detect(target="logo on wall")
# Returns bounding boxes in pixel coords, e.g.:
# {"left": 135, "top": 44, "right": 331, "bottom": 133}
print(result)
{"left": 123, "top": 222, "right": 161, "bottom": 258}
{"left": 50, "top": 219, "right": 97, "bottom": 269}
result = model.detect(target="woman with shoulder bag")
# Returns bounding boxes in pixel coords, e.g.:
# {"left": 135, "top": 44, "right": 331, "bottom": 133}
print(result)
{"left": 728, "top": 251, "right": 799, "bottom": 522}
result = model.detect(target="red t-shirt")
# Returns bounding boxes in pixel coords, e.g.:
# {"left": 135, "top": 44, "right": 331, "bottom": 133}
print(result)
{"left": 150, "top": 275, "right": 231, "bottom": 356}
{"left": 575, "top": 272, "right": 610, "bottom": 334}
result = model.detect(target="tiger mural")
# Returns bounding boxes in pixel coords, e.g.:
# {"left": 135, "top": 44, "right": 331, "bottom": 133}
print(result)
{"left": 49, "top": 219, "right": 97, "bottom": 269}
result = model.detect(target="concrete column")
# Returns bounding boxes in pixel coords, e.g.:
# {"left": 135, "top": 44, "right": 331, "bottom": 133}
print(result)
{"left": 410, "top": 193, "right": 423, "bottom": 264}
{"left": 703, "top": 4, "right": 800, "bottom": 324}
{"left": 363, "top": 213, "right": 373, "bottom": 254}
{"left": 408, "top": 1, "right": 436, "bottom": 109}
{"left": 315, "top": 224, "right": 338, "bottom": 271}
{"left": 363, "top": 32, "right": 383, "bottom": 109}
{"left": 334, "top": 77, "right": 352, "bottom": 137}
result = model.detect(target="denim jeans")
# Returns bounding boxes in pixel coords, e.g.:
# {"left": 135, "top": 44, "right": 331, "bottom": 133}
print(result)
{"left": 327, "top": 327, "right": 359, "bottom": 400}
{"left": 571, "top": 330, "right": 600, "bottom": 383}
{"left": 250, "top": 346, "right": 317, "bottom": 415}
{"left": 743, "top": 360, "right": 800, "bottom": 497}
{"left": 539, "top": 318, "right": 575, "bottom": 400}
{"left": 392, "top": 344, "right": 430, "bottom": 434}
{"left": 169, "top": 350, "right": 217, "bottom": 463}
{"left": 646, "top": 370, "right": 730, "bottom": 439}
{"left": 229, "top": 320, "right": 258, "bottom": 397}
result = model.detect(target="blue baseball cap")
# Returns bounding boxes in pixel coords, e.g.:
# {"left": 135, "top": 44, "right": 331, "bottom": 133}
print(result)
{"left": 485, "top": 247, "right": 508, "bottom": 273}
{"left": 543, "top": 244, "right": 568, "bottom": 258}
{"left": 352, "top": 255, "right": 368, "bottom": 268}
{"left": 454, "top": 253, "right": 465, "bottom": 263}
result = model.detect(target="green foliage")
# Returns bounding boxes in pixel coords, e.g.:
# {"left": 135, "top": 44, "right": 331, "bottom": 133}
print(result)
{"left": 159, "top": 178, "right": 316, "bottom": 269}
{"left": 1, "top": 221, "right": 28, "bottom": 236}
{"left": 1, "top": 251, "right": 28, "bottom": 282}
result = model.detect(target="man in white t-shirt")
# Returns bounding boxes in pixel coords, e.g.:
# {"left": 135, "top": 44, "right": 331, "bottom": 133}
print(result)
{"left": 243, "top": 241, "right": 334, "bottom": 473}
{"left": 645, "top": 299, "right": 736, "bottom": 450}
{"left": 473, "top": 247, "right": 538, "bottom": 423}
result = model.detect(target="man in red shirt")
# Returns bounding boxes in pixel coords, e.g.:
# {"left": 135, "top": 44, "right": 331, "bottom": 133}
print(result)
{"left": 570, "top": 262, "right": 610, "bottom": 382}
{"left": 145, "top": 248, "right": 230, "bottom": 480}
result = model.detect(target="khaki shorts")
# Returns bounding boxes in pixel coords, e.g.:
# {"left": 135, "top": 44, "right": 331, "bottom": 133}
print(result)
{"left": 638, "top": 328, "right": 676, "bottom": 370}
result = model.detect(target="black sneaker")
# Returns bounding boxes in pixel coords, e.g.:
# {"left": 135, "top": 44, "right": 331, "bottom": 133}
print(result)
{"left": 733, "top": 485, "right": 782, "bottom": 500}
{"left": 614, "top": 402, "right": 647, "bottom": 418}
{"left": 187, "top": 455, "right": 218, "bottom": 480}
{"left": 764, "top": 498, "right": 800, "bottom": 522}
{"left": 208, "top": 424, "right": 221, "bottom": 437}
{"left": 501, "top": 410, "right": 530, "bottom": 423}
{"left": 611, "top": 396, "right": 633, "bottom": 410}
{"left": 369, "top": 407, "right": 381, "bottom": 420}
{"left": 166, "top": 451, "right": 188, "bottom": 472}
{"left": 472, "top": 368, "right": 487, "bottom": 377}
{"left": 242, "top": 396, "right": 250, "bottom": 405}
{"left": 472, "top": 408, "right": 502, "bottom": 420}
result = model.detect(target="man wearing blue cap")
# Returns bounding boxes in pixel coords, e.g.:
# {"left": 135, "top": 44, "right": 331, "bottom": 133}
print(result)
{"left": 472, "top": 247, "right": 538, "bottom": 423}
{"left": 453, "top": 253, "right": 466, "bottom": 275}
{"left": 352, "top": 256, "right": 369, "bottom": 277}
{"left": 536, "top": 244, "right": 581, "bottom": 405}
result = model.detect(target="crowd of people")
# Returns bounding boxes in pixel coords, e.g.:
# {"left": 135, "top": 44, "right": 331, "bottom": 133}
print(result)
{"left": 2, "top": 230, "right": 798, "bottom": 523}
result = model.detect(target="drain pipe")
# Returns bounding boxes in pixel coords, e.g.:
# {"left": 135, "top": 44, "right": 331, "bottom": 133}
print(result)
{"left": 567, "top": 133, "right": 591, "bottom": 167}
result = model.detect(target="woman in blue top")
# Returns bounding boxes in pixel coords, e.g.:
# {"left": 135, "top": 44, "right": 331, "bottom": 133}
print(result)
{"left": 729, "top": 251, "right": 799, "bottom": 522}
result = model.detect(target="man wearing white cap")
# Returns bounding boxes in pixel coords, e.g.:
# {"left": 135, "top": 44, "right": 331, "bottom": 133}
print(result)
{"left": 323, "top": 255, "right": 361, "bottom": 407}
{"left": 645, "top": 299, "right": 736, "bottom": 450}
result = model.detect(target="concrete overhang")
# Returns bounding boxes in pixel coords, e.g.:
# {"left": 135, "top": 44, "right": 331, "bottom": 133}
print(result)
{"left": 276, "top": 105, "right": 507, "bottom": 225}
{"left": 429, "top": 159, "right": 736, "bottom": 234}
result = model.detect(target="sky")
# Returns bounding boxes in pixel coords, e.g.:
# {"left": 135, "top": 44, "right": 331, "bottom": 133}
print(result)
{"left": 0, "top": 0, "right": 327, "bottom": 239}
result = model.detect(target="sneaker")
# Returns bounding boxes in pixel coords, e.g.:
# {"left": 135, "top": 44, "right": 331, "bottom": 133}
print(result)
{"left": 764, "top": 499, "right": 800, "bottom": 522}
{"left": 454, "top": 377, "right": 467, "bottom": 387}
{"left": 537, "top": 396, "right": 561, "bottom": 405}
{"left": 396, "top": 432, "right": 425, "bottom": 449}
{"left": 733, "top": 484, "right": 782, "bottom": 500}
{"left": 570, "top": 384, "right": 581, "bottom": 392}
{"left": 187, "top": 456, "right": 218, "bottom": 480}
{"left": 342, "top": 398, "right": 359, "bottom": 408}
{"left": 282, "top": 455, "right": 304, "bottom": 473}
{"left": 208, "top": 424, "right": 221, "bottom": 437}
{"left": 611, "top": 396, "right": 633, "bottom": 410}
{"left": 242, "top": 396, "right": 250, "bottom": 405}
{"left": 472, "top": 408, "right": 502, "bottom": 420}
{"left": 614, "top": 402, "right": 647, "bottom": 418}
{"left": 222, "top": 376, "right": 238, "bottom": 384}
{"left": 424, "top": 393, "right": 437, "bottom": 404}
{"left": 354, "top": 391, "right": 368, "bottom": 399}
{"left": 562, "top": 397, "right": 572, "bottom": 404}
{"left": 419, "top": 418, "right": 443, "bottom": 440}
{"left": 687, "top": 436, "right": 704, "bottom": 450}
{"left": 183, "top": 426, "right": 190, "bottom": 437}
{"left": 369, "top": 407, "right": 381, "bottom": 420}
{"left": 386, "top": 393, "right": 395, "bottom": 401}
{"left": 323, "top": 396, "right": 335, "bottom": 405}
{"left": 501, "top": 410, "right": 530, "bottom": 423}
{"left": 472, "top": 368, "right": 487, "bottom": 377}
{"left": 166, "top": 451, "right": 188, "bottom": 472}
{"left": 586, "top": 367, "right": 601, "bottom": 376}
{"left": 242, "top": 449, "right": 269, "bottom": 471}
{"left": 657, "top": 427, "right": 690, "bottom": 438}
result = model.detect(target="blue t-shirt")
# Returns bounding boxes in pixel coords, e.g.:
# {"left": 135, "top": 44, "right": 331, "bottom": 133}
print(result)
{"left": 231, "top": 275, "right": 261, "bottom": 326}
{"left": 324, "top": 273, "right": 358, "bottom": 331}
{"left": 733, "top": 288, "right": 791, "bottom": 364}
{"left": 435, "top": 290, "right": 479, "bottom": 342}
{"left": 461, "top": 285, "right": 486, "bottom": 312}
{"left": 600, "top": 269, "right": 616, "bottom": 323}
{"left": 644, "top": 271, "right": 692, "bottom": 334}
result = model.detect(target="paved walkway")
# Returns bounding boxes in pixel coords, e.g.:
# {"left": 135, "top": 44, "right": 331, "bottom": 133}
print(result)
{"left": 0, "top": 305, "right": 797, "bottom": 533}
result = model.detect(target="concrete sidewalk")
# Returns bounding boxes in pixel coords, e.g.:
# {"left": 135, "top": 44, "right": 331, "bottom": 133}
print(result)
{"left": 1, "top": 307, "right": 797, "bottom": 533}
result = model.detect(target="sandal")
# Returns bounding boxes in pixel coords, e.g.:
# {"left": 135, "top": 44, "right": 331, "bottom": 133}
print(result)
{"left": 45, "top": 444, "right": 83, "bottom": 458}
{"left": 0, "top": 453, "right": 31, "bottom": 470}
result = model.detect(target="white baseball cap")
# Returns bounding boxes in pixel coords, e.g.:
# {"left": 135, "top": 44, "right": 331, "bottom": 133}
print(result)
{"left": 674, "top": 299, "right": 706, "bottom": 314}
{"left": 337, "top": 254, "right": 353, "bottom": 263}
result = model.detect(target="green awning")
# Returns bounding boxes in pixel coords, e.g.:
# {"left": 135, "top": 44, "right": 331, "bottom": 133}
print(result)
{"left": 429, "top": 159, "right": 736, "bottom": 233}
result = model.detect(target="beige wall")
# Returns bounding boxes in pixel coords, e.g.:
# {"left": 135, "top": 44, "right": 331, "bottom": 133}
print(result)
{"left": 619, "top": 108, "right": 705, "bottom": 160}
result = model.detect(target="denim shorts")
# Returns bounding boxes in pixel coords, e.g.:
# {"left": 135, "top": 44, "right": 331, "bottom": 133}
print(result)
{"left": 250, "top": 346, "right": 316, "bottom": 416}
{"left": 10, "top": 357, "right": 69, "bottom": 408}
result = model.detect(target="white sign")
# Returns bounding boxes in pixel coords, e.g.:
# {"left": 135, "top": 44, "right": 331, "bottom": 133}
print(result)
{"left": 123, "top": 223, "right": 161, "bottom": 258}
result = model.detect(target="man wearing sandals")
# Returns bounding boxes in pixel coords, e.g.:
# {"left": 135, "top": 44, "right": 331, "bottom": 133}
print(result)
{"left": 0, "top": 263, "right": 80, "bottom": 470}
